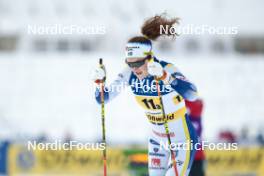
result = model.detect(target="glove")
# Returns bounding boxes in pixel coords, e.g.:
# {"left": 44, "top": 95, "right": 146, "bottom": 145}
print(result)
{"left": 92, "top": 67, "right": 106, "bottom": 84}
{"left": 147, "top": 60, "right": 165, "bottom": 78}
{"left": 147, "top": 60, "right": 172, "bottom": 84}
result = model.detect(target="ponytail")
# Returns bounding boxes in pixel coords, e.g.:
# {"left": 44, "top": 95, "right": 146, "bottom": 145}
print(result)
{"left": 141, "top": 14, "right": 179, "bottom": 40}
{"left": 128, "top": 14, "right": 179, "bottom": 43}
{"left": 126, "top": 14, "right": 179, "bottom": 59}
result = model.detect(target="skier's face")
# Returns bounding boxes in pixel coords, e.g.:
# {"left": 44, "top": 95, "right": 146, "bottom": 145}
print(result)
{"left": 126, "top": 57, "right": 148, "bottom": 80}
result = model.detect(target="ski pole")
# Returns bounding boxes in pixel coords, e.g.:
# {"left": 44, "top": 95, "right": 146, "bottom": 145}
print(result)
{"left": 155, "top": 78, "right": 179, "bottom": 176}
{"left": 99, "top": 58, "right": 107, "bottom": 176}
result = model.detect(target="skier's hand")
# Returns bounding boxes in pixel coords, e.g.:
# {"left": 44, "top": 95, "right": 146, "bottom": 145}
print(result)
{"left": 147, "top": 59, "right": 172, "bottom": 84}
{"left": 147, "top": 60, "right": 165, "bottom": 79}
{"left": 92, "top": 67, "right": 106, "bottom": 84}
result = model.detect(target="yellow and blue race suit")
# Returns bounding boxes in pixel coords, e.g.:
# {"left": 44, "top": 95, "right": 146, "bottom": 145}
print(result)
{"left": 95, "top": 58, "right": 198, "bottom": 176}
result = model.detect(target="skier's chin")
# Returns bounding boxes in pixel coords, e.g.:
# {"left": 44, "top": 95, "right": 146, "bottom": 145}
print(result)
{"left": 135, "top": 72, "right": 146, "bottom": 80}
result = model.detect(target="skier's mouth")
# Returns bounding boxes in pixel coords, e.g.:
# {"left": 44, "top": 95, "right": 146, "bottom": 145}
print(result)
{"left": 135, "top": 71, "right": 142, "bottom": 75}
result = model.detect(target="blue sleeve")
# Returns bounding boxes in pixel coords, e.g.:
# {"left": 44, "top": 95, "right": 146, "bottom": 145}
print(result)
{"left": 170, "top": 72, "right": 198, "bottom": 101}
{"left": 95, "top": 87, "right": 110, "bottom": 104}
{"left": 162, "top": 61, "right": 198, "bottom": 101}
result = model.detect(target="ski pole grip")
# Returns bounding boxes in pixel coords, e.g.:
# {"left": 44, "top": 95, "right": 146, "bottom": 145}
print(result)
{"left": 99, "top": 58, "right": 106, "bottom": 82}
{"left": 99, "top": 58, "right": 103, "bottom": 67}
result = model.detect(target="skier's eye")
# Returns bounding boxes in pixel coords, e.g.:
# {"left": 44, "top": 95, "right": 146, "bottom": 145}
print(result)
{"left": 126, "top": 60, "right": 145, "bottom": 68}
{"left": 126, "top": 58, "right": 147, "bottom": 68}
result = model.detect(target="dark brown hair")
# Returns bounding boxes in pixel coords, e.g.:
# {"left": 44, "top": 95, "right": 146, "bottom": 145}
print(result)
{"left": 128, "top": 14, "right": 179, "bottom": 43}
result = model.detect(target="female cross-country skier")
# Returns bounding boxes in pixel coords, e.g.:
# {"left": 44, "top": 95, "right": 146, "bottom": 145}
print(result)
{"left": 93, "top": 15, "right": 198, "bottom": 176}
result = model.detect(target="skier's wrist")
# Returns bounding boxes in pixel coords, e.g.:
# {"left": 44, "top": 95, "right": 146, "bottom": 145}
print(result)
{"left": 94, "top": 78, "right": 105, "bottom": 84}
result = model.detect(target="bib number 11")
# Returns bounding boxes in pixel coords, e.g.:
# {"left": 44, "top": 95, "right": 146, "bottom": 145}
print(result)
{"left": 142, "top": 98, "right": 161, "bottom": 110}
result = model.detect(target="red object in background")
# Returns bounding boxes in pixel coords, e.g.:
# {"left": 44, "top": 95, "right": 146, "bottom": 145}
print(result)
{"left": 185, "top": 99, "right": 205, "bottom": 161}
{"left": 219, "top": 131, "right": 237, "bottom": 143}
{"left": 185, "top": 99, "right": 203, "bottom": 117}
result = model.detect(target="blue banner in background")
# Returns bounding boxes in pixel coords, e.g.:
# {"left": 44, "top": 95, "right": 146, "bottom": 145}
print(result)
{"left": 0, "top": 141, "right": 9, "bottom": 175}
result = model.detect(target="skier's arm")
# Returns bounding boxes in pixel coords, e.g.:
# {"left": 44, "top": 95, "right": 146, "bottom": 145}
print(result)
{"left": 95, "top": 67, "right": 131, "bottom": 104}
{"left": 164, "top": 63, "right": 198, "bottom": 101}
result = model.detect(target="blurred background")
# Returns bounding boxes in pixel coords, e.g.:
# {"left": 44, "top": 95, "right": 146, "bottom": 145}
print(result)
{"left": 0, "top": 0, "right": 264, "bottom": 175}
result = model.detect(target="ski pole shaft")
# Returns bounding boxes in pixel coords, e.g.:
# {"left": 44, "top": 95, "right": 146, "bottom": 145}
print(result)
{"left": 155, "top": 79, "right": 179, "bottom": 176}
{"left": 99, "top": 58, "right": 107, "bottom": 176}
